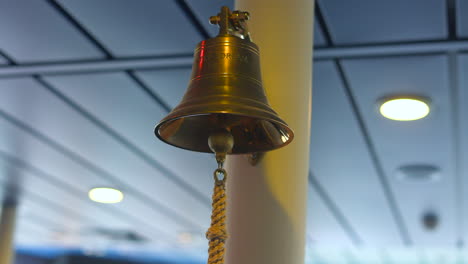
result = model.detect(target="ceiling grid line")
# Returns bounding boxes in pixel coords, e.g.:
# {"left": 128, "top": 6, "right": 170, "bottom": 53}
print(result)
{"left": 4, "top": 42, "right": 468, "bottom": 77}
{"left": 0, "top": 50, "right": 16, "bottom": 65}
{"left": 45, "top": 0, "right": 112, "bottom": 58}
{"left": 447, "top": 0, "right": 457, "bottom": 40}
{"left": 0, "top": 150, "right": 172, "bottom": 238}
{"left": 21, "top": 214, "right": 63, "bottom": 232}
{"left": 37, "top": 77, "right": 211, "bottom": 207}
{"left": 0, "top": 107, "right": 202, "bottom": 231}
{"left": 308, "top": 171, "right": 363, "bottom": 246}
{"left": 448, "top": 52, "right": 464, "bottom": 247}
{"left": 174, "top": 0, "right": 211, "bottom": 39}
{"left": 314, "top": 2, "right": 333, "bottom": 47}
{"left": 126, "top": 70, "right": 172, "bottom": 113}
{"left": 334, "top": 60, "right": 412, "bottom": 246}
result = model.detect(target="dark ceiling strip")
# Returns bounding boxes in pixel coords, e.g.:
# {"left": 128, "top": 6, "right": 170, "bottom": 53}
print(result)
{"left": 45, "top": 0, "right": 112, "bottom": 59}
{"left": 174, "top": 0, "right": 210, "bottom": 39}
{"left": 0, "top": 50, "right": 15, "bottom": 65}
{"left": 314, "top": 1, "right": 333, "bottom": 46}
{"left": 23, "top": 212, "right": 72, "bottom": 233}
{"left": 20, "top": 216, "right": 60, "bottom": 233}
{"left": 0, "top": 107, "right": 202, "bottom": 231}
{"left": 308, "top": 171, "right": 363, "bottom": 246}
{"left": 448, "top": 52, "right": 464, "bottom": 247}
{"left": 333, "top": 60, "right": 412, "bottom": 246}
{"left": 37, "top": 77, "right": 211, "bottom": 206}
{"left": 10, "top": 183, "right": 82, "bottom": 220}
{"left": 0, "top": 150, "right": 170, "bottom": 237}
{"left": 447, "top": 0, "right": 458, "bottom": 40}
{"left": 126, "top": 70, "right": 172, "bottom": 112}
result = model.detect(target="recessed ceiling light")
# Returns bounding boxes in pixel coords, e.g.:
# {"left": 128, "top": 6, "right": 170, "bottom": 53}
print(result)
{"left": 379, "top": 97, "right": 430, "bottom": 121}
{"left": 395, "top": 164, "right": 440, "bottom": 183}
{"left": 88, "top": 187, "right": 124, "bottom": 204}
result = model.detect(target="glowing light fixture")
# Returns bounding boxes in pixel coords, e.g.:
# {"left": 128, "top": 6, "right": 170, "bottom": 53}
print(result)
{"left": 379, "top": 97, "right": 430, "bottom": 121}
{"left": 88, "top": 187, "right": 123, "bottom": 204}
{"left": 178, "top": 232, "right": 193, "bottom": 245}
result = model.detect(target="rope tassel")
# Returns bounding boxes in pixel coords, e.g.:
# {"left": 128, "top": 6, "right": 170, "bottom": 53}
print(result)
{"left": 206, "top": 168, "right": 228, "bottom": 264}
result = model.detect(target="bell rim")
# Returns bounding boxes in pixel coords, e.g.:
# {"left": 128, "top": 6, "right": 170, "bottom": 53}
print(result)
{"left": 154, "top": 112, "right": 294, "bottom": 154}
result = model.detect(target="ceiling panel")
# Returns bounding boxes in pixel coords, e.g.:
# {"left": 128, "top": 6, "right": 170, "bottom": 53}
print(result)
{"left": 457, "top": 55, "right": 468, "bottom": 244}
{"left": 318, "top": 0, "right": 447, "bottom": 45}
{"left": 15, "top": 221, "right": 52, "bottom": 247}
{"left": 43, "top": 72, "right": 214, "bottom": 202}
{"left": 342, "top": 55, "right": 455, "bottom": 246}
{"left": 134, "top": 68, "right": 192, "bottom": 108}
{"left": 0, "top": 156, "right": 171, "bottom": 244}
{"left": 0, "top": 55, "right": 7, "bottom": 64}
{"left": 0, "top": 0, "right": 103, "bottom": 63}
{"left": 306, "top": 184, "right": 353, "bottom": 247}
{"left": 310, "top": 61, "right": 402, "bottom": 245}
{"left": 456, "top": 0, "right": 468, "bottom": 38}
{"left": 0, "top": 146, "right": 179, "bottom": 245}
{"left": 186, "top": 0, "right": 234, "bottom": 37}
{"left": 0, "top": 78, "right": 210, "bottom": 234}
{"left": 57, "top": 0, "right": 202, "bottom": 57}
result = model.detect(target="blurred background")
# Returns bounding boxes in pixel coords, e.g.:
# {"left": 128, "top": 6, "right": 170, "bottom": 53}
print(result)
{"left": 0, "top": 0, "right": 466, "bottom": 263}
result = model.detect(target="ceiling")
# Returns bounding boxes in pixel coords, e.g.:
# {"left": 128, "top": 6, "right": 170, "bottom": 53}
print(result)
{"left": 0, "top": 0, "right": 466, "bottom": 263}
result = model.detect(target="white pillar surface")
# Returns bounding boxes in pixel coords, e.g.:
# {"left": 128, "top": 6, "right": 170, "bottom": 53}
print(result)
{"left": 0, "top": 202, "right": 16, "bottom": 264}
{"left": 226, "top": 1, "right": 314, "bottom": 264}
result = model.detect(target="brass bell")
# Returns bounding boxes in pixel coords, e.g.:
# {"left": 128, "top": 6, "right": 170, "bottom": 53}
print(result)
{"left": 155, "top": 6, "right": 293, "bottom": 154}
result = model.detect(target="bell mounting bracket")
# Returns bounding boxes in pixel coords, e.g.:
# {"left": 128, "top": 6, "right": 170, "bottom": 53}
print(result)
{"left": 210, "top": 6, "right": 252, "bottom": 42}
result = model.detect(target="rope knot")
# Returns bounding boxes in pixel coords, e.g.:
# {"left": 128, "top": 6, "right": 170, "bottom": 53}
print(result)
{"left": 206, "top": 225, "right": 228, "bottom": 241}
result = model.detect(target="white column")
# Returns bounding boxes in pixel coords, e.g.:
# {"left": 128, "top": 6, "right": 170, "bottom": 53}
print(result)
{"left": 226, "top": 1, "right": 314, "bottom": 264}
{"left": 0, "top": 202, "right": 16, "bottom": 264}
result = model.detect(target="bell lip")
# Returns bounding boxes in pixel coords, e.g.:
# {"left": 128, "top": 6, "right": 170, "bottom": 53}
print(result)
{"left": 154, "top": 112, "right": 295, "bottom": 154}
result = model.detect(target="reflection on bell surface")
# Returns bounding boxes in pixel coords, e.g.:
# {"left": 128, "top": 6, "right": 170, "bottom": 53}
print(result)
{"left": 155, "top": 6, "right": 293, "bottom": 154}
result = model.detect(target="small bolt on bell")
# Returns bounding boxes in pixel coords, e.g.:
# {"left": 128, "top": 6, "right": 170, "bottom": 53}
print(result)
{"left": 154, "top": 6, "right": 294, "bottom": 264}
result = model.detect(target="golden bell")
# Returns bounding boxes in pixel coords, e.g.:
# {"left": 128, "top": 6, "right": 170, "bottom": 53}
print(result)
{"left": 155, "top": 6, "right": 293, "bottom": 154}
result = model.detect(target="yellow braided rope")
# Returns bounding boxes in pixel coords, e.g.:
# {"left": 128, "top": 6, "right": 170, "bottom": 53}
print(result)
{"left": 206, "top": 168, "right": 227, "bottom": 264}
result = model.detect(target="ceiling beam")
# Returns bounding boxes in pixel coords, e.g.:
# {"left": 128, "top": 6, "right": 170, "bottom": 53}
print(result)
{"left": 0, "top": 56, "right": 194, "bottom": 78}
{"left": 1, "top": 40, "right": 468, "bottom": 77}
{"left": 315, "top": 39, "right": 468, "bottom": 59}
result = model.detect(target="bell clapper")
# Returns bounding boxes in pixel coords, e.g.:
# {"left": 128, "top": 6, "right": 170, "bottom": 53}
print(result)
{"left": 206, "top": 130, "right": 234, "bottom": 264}
{"left": 208, "top": 130, "right": 234, "bottom": 168}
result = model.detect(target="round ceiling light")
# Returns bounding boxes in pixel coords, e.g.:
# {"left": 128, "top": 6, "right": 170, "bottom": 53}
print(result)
{"left": 88, "top": 187, "right": 124, "bottom": 204}
{"left": 379, "top": 97, "right": 430, "bottom": 121}
{"left": 178, "top": 232, "right": 193, "bottom": 245}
